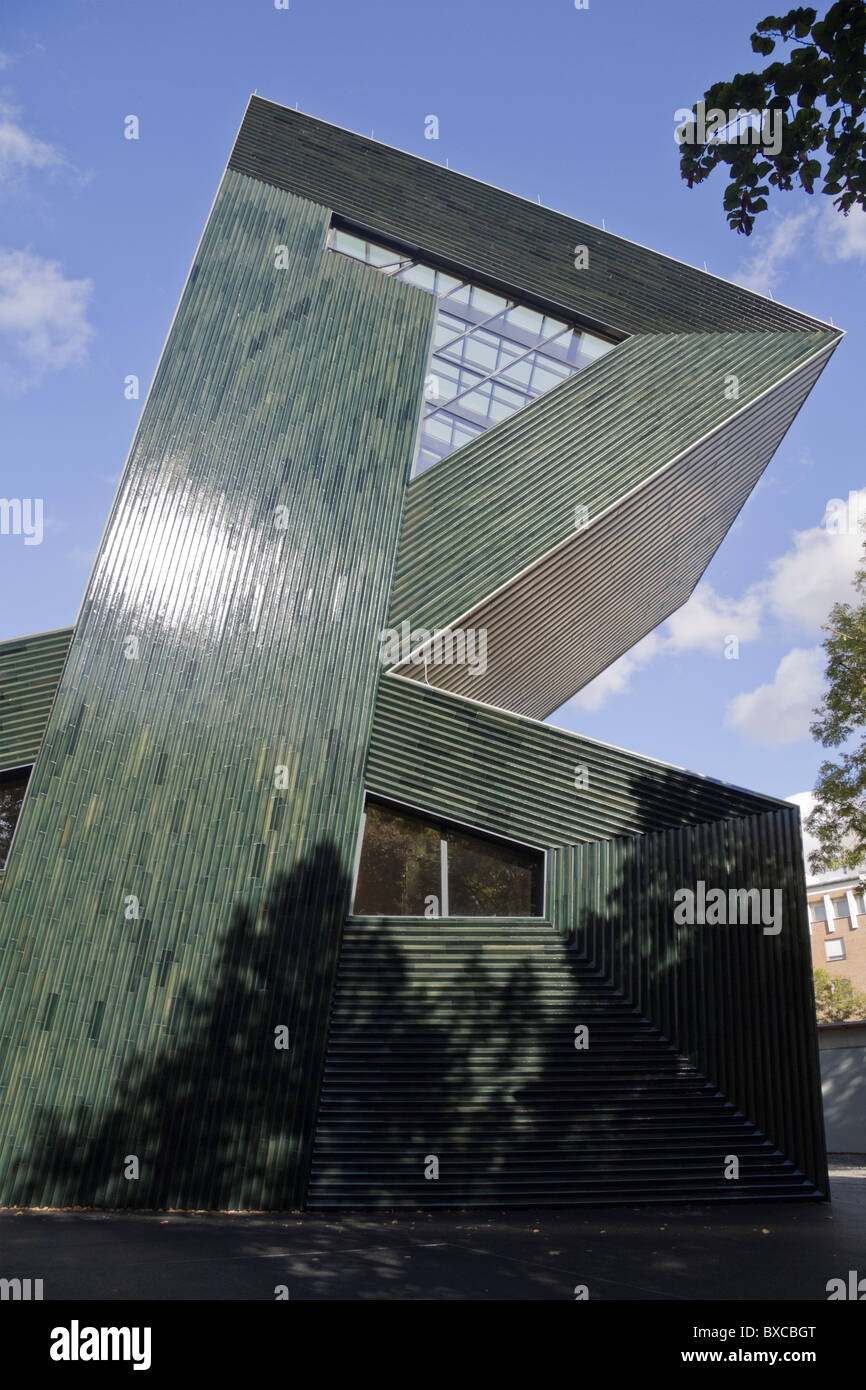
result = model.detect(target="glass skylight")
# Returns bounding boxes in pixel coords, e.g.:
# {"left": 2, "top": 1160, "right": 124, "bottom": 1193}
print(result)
{"left": 329, "top": 227, "right": 616, "bottom": 476}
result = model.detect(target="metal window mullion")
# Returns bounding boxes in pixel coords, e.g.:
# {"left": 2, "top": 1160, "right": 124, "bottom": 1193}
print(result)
{"left": 426, "top": 323, "right": 576, "bottom": 419}
{"left": 431, "top": 297, "right": 520, "bottom": 354}
{"left": 440, "top": 833, "right": 449, "bottom": 918}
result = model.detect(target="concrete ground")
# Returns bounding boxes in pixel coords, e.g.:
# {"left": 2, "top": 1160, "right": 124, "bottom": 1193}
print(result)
{"left": 1, "top": 1157, "right": 863, "bottom": 1300}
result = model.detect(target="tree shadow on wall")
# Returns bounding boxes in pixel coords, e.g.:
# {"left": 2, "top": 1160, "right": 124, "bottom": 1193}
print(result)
{"left": 309, "top": 924, "right": 550, "bottom": 1203}
{"left": 9, "top": 766, "right": 822, "bottom": 1211}
{"left": 12, "top": 841, "right": 350, "bottom": 1211}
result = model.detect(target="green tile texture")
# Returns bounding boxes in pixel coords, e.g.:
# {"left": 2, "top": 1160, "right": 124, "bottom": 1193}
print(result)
{"left": 389, "top": 337, "right": 837, "bottom": 717}
{"left": 230, "top": 97, "right": 828, "bottom": 336}
{"left": 556, "top": 809, "right": 827, "bottom": 1192}
{"left": 228, "top": 98, "right": 841, "bottom": 722}
{"left": 308, "top": 911, "right": 822, "bottom": 1206}
{"left": 366, "top": 676, "right": 785, "bottom": 848}
{"left": 0, "top": 102, "right": 837, "bottom": 1214}
{"left": 0, "top": 628, "right": 73, "bottom": 773}
{"left": 0, "top": 170, "right": 433, "bottom": 1209}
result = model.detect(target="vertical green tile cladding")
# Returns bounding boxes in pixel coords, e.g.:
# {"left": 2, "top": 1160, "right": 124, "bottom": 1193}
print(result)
{"left": 0, "top": 628, "right": 73, "bottom": 772}
{"left": 0, "top": 170, "right": 433, "bottom": 1209}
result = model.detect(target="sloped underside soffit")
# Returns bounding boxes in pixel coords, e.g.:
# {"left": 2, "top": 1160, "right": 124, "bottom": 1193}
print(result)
{"left": 230, "top": 97, "right": 841, "bottom": 723}
{"left": 390, "top": 337, "right": 837, "bottom": 719}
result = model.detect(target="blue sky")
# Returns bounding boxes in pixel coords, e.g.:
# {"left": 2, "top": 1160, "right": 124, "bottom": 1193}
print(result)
{"left": 0, "top": 0, "right": 863, "bottom": 820}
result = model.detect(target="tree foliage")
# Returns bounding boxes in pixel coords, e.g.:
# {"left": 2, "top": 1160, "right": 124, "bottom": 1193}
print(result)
{"left": 678, "top": 3, "right": 866, "bottom": 234}
{"left": 813, "top": 966, "right": 866, "bottom": 1021}
{"left": 806, "top": 547, "right": 866, "bottom": 872}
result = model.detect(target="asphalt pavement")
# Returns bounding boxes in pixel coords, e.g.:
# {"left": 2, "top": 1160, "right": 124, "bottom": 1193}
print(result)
{"left": 1, "top": 1157, "right": 863, "bottom": 1300}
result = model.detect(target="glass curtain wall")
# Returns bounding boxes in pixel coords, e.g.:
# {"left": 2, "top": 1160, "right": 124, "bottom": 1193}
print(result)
{"left": 329, "top": 227, "right": 616, "bottom": 475}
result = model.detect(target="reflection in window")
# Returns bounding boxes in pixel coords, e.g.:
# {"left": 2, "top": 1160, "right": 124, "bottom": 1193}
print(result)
{"left": 329, "top": 227, "right": 617, "bottom": 476}
{"left": 353, "top": 801, "right": 441, "bottom": 917}
{"left": 352, "top": 797, "right": 542, "bottom": 917}
{"left": 0, "top": 771, "right": 29, "bottom": 870}
{"left": 447, "top": 826, "right": 539, "bottom": 917}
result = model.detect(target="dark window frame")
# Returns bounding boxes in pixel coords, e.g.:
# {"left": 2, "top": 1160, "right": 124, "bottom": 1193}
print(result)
{"left": 328, "top": 214, "right": 625, "bottom": 348}
{"left": 350, "top": 792, "right": 546, "bottom": 919}
{"left": 0, "top": 763, "right": 32, "bottom": 872}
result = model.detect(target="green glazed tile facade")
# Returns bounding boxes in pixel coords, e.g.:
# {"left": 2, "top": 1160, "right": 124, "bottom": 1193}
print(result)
{"left": 0, "top": 100, "right": 836, "bottom": 1209}
{"left": 558, "top": 808, "right": 826, "bottom": 1192}
{"left": 0, "top": 170, "right": 433, "bottom": 1209}
{"left": 0, "top": 628, "right": 73, "bottom": 773}
{"left": 231, "top": 97, "right": 828, "bottom": 336}
{"left": 366, "top": 675, "right": 786, "bottom": 851}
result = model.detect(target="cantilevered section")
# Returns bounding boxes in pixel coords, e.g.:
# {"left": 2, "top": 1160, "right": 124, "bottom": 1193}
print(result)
{"left": 389, "top": 335, "right": 837, "bottom": 717}
{"left": 225, "top": 102, "right": 842, "bottom": 720}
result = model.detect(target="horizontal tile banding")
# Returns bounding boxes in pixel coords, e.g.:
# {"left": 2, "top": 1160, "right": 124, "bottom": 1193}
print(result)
{"left": 309, "top": 912, "right": 820, "bottom": 1208}
{"left": 367, "top": 676, "right": 785, "bottom": 850}
{"left": 0, "top": 170, "right": 433, "bottom": 1211}
{"left": 230, "top": 96, "right": 828, "bottom": 336}
{"left": 388, "top": 331, "right": 839, "bottom": 644}
{"left": 0, "top": 103, "right": 834, "bottom": 1216}
{"left": 561, "top": 808, "right": 827, "bottom": 1192}
{"left": 0, "top": 628, "right": 73, "bottom": 773}
{"left": 392, "top": 339, "right": 837, "bottom": 717}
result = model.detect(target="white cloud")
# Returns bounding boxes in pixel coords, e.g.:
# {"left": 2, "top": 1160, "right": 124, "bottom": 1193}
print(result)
{"left": 725, "top": 646, "right": 825, "bottom": 746}
{"left": 817, "top": 200, "right": 866, "bottom": 263}
{"left": 734, "top": 208, "right": 816, "bottom": 296}
{"left": 787, "top": 789, "right": 822, "bottom": 868}
{"left": 564, "top": 583, "right": 761, "bottom": 712}
{"left": 663, "top": 583, "right": 763, "bottom": 654}
{"left": 0, "top": 248, "right": 93, "bottom": 390}
{"left": 567, "top": 495, "right": 864, "bottom": 715}
{"left": 566, "top": 633, "right": 662, "bottom": 712}
{"left": 0, "top": 102, "right": 62, "bottom": 180}
{"left": 735, "top": 199, "right": 866, "bottom": 298}
{"left": 765, "top": 510, "right": 862, "bottom": 630}
{"left": 788, "top": 786, "right": 866, "bottom": 881}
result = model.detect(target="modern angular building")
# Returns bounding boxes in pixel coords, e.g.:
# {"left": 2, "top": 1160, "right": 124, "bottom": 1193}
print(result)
{"left": 0, "top": 98, "right": 840, "bottom": 1210}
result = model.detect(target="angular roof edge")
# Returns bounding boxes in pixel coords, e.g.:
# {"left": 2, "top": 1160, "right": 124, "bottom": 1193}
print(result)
{"left": 229, "top": 95, "right": 836, "bottom": 338}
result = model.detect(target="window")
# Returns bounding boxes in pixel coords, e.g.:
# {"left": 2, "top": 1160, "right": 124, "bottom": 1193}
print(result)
{"left": 808, "top": 900, "right": 826, "bottom": 923}
{"left": 825, "top": 938, "right": 847, "bottom": 961}
{"left": 328, "top": 226, "right": 617, "bottom": 476}
{"left": 832, "top": 895, "right": 850, "bottom": 918}
{"left": 352, "top": 798, "right": 543, "bottom": 917}
{"left": 0, "top": 771, "right": 30, "bottom": 870}
{"left": 854, "top": 890, "right": 866, "bottom": 916}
